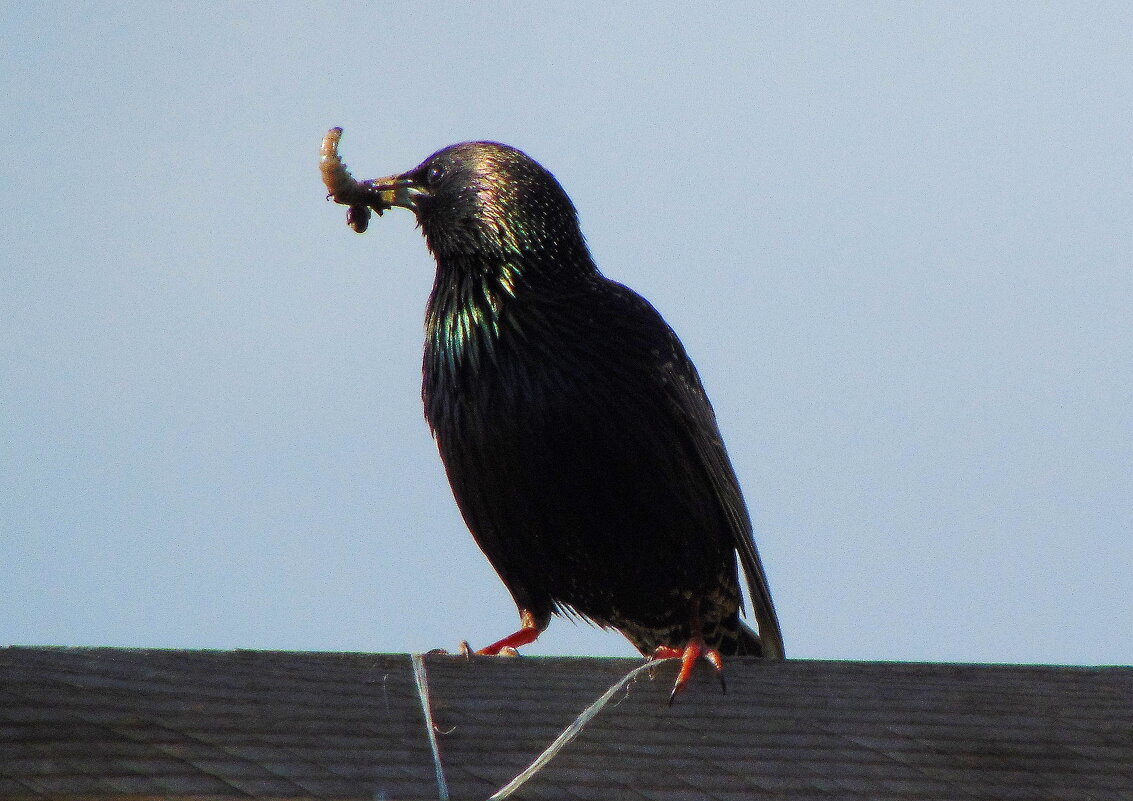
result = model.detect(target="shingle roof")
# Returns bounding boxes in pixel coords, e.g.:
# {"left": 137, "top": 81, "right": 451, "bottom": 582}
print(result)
{"left": 2, "top": 646, "right": 1131, "bottom": 800}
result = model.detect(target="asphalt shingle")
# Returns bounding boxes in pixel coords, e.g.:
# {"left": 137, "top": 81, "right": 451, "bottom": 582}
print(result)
{"left": 1, "top": 647, "right": 1131, "bottom": 800}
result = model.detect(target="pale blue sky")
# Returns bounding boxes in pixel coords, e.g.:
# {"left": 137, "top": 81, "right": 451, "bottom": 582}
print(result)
{"left": 3, "top": 4, "right": 1130, "bottom": 664}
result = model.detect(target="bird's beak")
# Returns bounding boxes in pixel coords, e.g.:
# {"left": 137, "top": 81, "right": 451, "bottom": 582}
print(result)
{"left": 364, "top": 174, "right": 429, "bottom": 212}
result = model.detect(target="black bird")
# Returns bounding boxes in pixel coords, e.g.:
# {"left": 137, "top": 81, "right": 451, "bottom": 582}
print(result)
{"left": 325, "top": 134, "right": 784, "bottom": 695}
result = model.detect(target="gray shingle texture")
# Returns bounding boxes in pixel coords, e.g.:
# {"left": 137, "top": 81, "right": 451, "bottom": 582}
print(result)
{"left": 1, "top": 647, "right": 1131, "bottom": 800}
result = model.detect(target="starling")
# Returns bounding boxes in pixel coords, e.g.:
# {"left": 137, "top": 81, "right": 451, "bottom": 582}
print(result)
{"left": 324, "top": 133, "right": 784, "bottom": 696}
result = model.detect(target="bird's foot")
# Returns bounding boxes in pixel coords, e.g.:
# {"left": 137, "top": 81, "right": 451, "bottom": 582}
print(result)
{"left": 474, "top": 625, "right": 541, "bottom": 656}
{"left": 651, "top": 639, "right": 726, "bottom": 705}
{"left": 467, "top": 608, "right": 547, "bottom": 656}
{"left": 425, "top": 642, "right": 520, "bottom": 658}
{"left": 429, "top": 609, "right": 546, "bottom": 658}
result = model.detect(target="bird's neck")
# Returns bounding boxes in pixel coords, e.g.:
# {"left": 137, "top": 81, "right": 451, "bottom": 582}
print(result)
{"left": 424, "top": 250, "right": 595, "bottom": 375}
{"left": 425, "top": 256, "right": 515, "bottom": 371}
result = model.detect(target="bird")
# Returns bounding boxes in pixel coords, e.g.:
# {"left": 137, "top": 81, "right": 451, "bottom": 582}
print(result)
{"left": 322, "top": 132, "right": 785, "bottom": 698}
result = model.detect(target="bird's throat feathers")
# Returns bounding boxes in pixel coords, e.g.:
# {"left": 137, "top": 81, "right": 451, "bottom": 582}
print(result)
{"left": 424, "top": 239, "right": 597, "bottom": 376}
{"left": 425, "top": 255, "right": 517, "bottom": 372}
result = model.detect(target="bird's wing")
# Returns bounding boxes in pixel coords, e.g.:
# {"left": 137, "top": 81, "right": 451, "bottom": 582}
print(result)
{"left": 660, "top": 330, "right": 786, "bottom": 659}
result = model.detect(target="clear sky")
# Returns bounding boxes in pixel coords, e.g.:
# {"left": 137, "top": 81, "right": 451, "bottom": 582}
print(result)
{"left": 3, "top": 4, "right": 1130, "bottom": 665}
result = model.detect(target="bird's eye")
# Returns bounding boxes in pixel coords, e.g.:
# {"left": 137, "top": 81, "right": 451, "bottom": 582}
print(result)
{"left": 425, "top": 163, "right": 446, "bottom": 185}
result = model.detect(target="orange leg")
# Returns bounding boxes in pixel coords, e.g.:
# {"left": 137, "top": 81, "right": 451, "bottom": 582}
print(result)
{"left": 475, "top": 608, "right": 547, "bottom": 655}
{"left": 651, "top": 605, "right": 727, "bottom": 703}
{"left": 652, "top": 639, "right": 726, "bottom": 704}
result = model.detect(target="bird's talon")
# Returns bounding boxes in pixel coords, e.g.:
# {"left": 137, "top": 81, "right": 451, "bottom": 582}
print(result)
{"left": 457, "top": 640, "right": 474, "bottom": 658}
{"left": 668, "top": 680, "right": 687, "bottom": 706}
{"left": 705, "top": 648, "right": 726, "bottom": 693}
{"left": 498, "top": 646, "right": 520, "bottom": 657}
{"left": 653, "top": 639, "right": 728, "bottom": 702}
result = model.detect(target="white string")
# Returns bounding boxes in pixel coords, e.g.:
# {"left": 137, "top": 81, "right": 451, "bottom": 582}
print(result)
{"left": 411, "top": 653, "right": 450, "bottom": 801}
{"left": 488, "top": 658, "right": 674, "bottom": 800}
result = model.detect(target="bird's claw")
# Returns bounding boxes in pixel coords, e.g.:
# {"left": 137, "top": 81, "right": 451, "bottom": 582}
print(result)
{"left": 651, "top": 640, "right": 726, "bottom": 705}
{"left": 440, "top": 640, "right": 522, "bottom": 658}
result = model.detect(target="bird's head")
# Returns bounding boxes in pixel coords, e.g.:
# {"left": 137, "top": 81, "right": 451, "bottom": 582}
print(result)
{"left": 367, "top": 142, "right": 592, "bottom": 272}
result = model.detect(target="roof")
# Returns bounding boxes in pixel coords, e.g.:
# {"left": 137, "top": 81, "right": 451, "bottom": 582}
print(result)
{"left": 2, "top": 646, "right": 1131, "bottom": 800}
